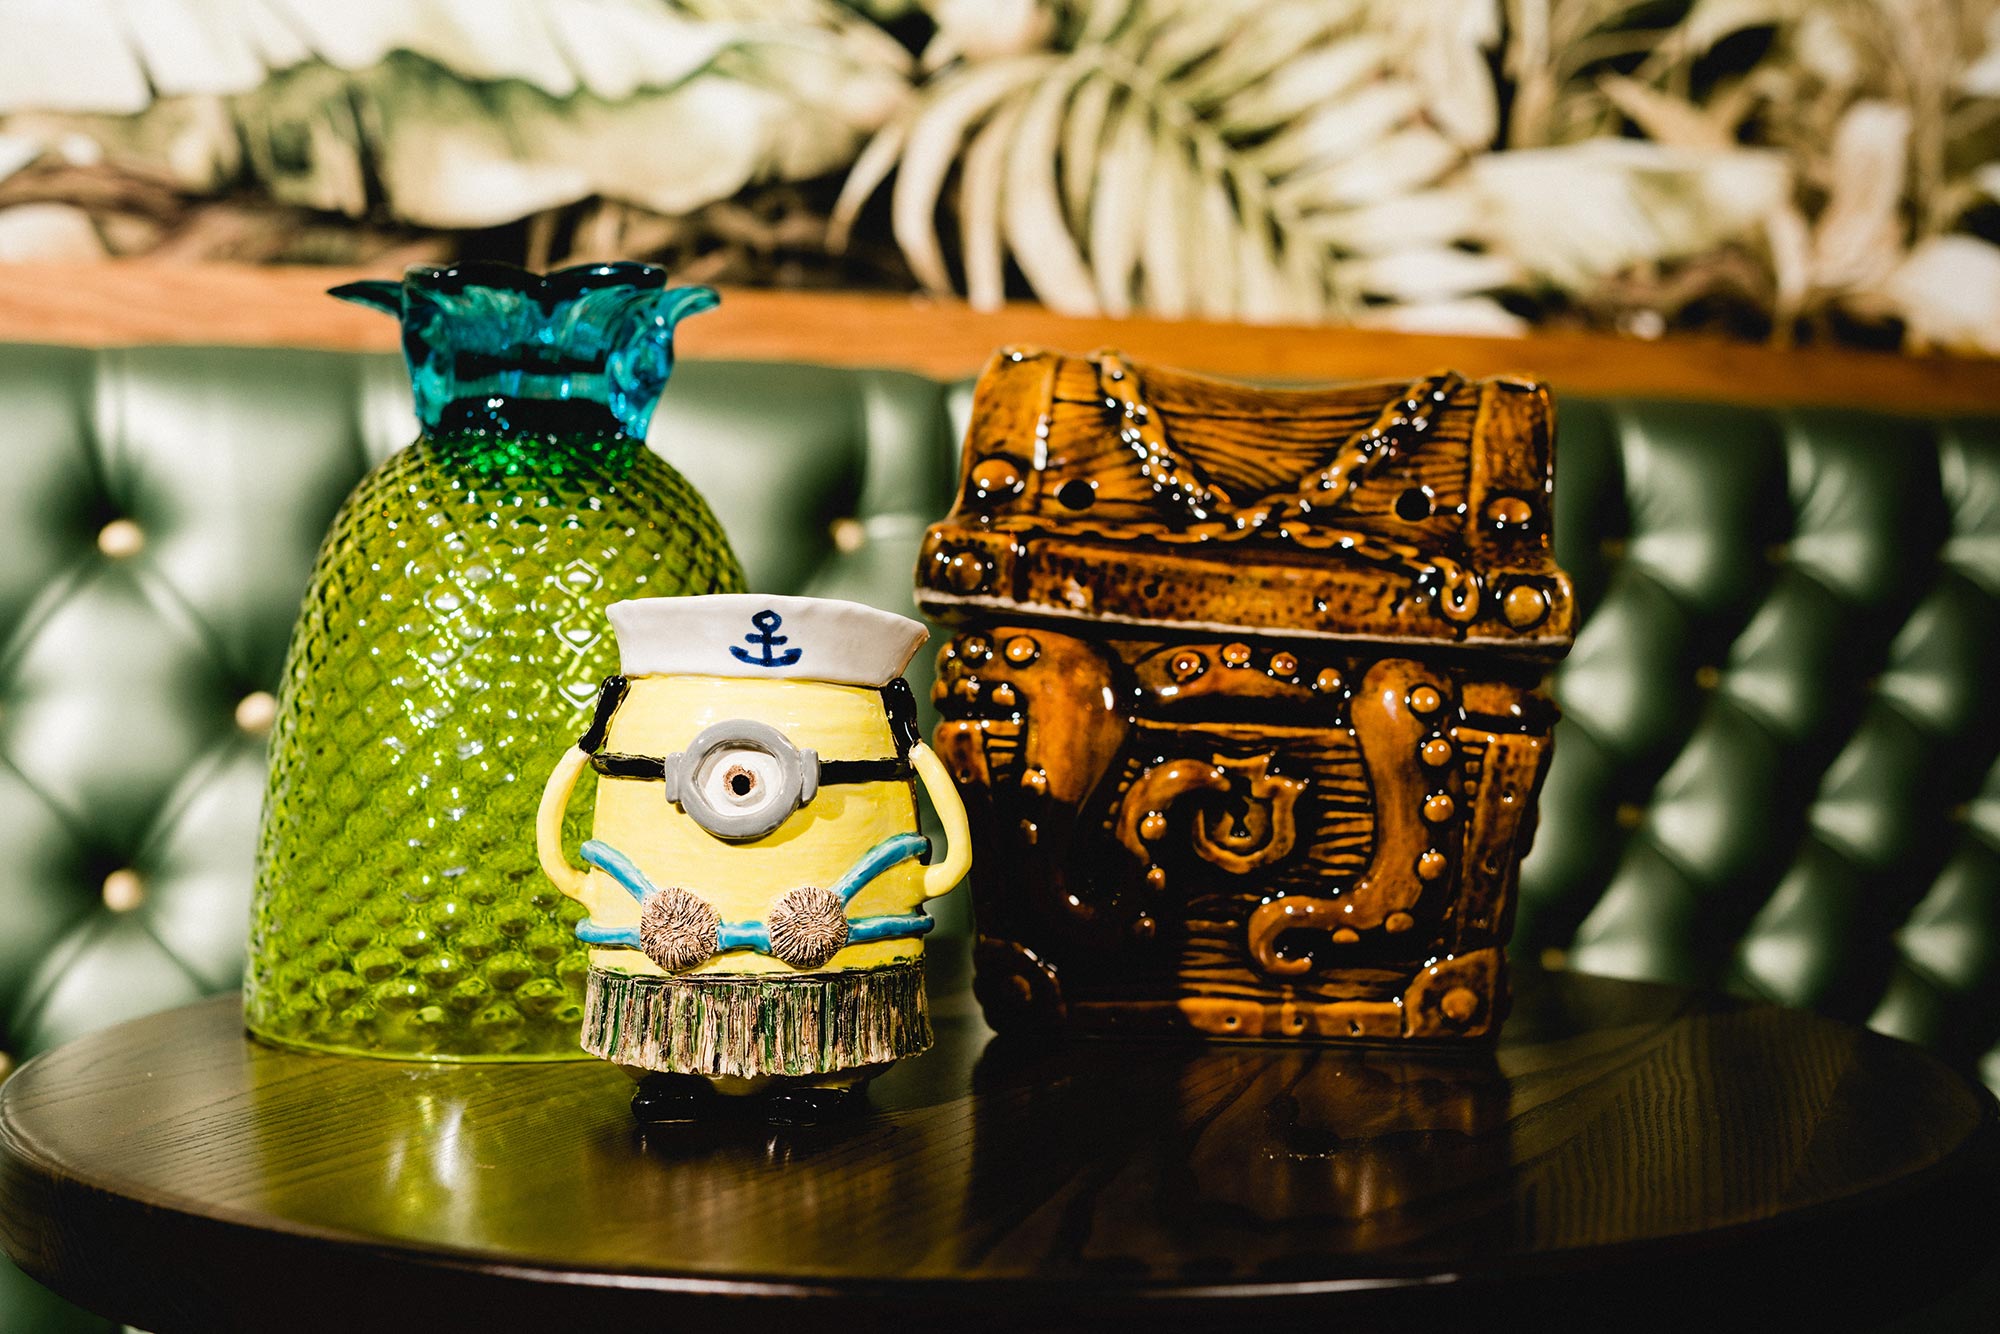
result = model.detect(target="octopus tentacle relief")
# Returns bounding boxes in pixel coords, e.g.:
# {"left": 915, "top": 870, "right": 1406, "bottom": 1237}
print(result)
{"left": 918, "top": 349, "right": 1574, "bottom": 1043}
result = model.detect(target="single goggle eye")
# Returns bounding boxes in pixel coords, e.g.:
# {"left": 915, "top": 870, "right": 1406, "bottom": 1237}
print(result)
{"left": 664, "top": 720, "right": 818, "bottom": 843}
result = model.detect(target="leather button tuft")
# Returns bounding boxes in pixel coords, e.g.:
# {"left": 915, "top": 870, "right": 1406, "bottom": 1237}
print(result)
{"left": 0, "top": 1051, "right": 11, "bottom": 1082}
{"left": 97, "top": 519, "right": 145, "bottom": 558}
{"left": 102, "top": 869, "right": 145, "bottom": 913}
{"left": 828, "top": 518, "right": 866, "bottom": 554}
{"left": 236, "top": 691, "right": 278, "bottom": 735}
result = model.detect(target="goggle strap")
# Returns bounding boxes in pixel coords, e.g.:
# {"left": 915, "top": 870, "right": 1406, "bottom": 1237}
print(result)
{"left": 881, "top": 678, "right": 920, "bottom": 755}
{"left": 578, "top": 675, "right": 630, "bottom": 753}
{"left": 591, "top": 752, "right": 911, "bottom": 786}
{"left": 816, "top": 757, "right": 916, "bottom": 785}
{"left": 591, "top": 752, "right": 666, "bottom": 780}
{"left": 583, "top": 675, "right": 919, "bottom": 769}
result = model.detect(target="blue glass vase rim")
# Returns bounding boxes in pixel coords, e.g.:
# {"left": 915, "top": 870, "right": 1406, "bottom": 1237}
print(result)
{"left": 380, "top": 259, "right": 675, "bottom": 305}
{"left": 328, "top": 261, "right": 717, "bottom": 444}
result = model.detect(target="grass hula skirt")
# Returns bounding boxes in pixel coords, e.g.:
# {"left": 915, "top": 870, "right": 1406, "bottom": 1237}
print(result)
{"left": 581, "top": 962, "right": 931, "bottom": 1078}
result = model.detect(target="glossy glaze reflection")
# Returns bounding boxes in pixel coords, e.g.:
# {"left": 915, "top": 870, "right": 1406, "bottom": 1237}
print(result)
{"left": 916, "top": 349, "right": 1577, "bottom": 1042}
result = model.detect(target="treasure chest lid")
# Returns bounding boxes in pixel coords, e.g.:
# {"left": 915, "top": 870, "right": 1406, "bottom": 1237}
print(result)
{"left": 916, "top": 348, "right": 1577, "bottom": 658}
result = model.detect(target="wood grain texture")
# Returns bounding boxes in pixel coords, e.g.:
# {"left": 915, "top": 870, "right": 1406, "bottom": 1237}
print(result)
{"left": 3, "top": 261, "right": 1999, "bottom": 411}
{"left": 2, "top": 972, "right": 1995, "bottom": 1333}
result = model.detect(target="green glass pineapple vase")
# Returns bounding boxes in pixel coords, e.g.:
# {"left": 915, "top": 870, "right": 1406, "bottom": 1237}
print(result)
{"left": 246, "top": 262, "right": 746, "bottom": 1060}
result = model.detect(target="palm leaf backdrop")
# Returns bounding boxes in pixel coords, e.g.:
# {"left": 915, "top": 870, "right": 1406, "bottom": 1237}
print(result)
{"left": 0, "top": 0, "right": 912, "bottom": 270}
{"left": 831, "top": 0, "right": 1508, "bottom": 328}
{"left": 0, "top": 0, "right": 1996, "bottom": 351}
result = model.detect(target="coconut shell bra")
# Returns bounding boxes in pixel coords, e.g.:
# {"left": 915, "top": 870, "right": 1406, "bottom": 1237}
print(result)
{"left": 568, "top": 675, "right": 935, "bottom": 971}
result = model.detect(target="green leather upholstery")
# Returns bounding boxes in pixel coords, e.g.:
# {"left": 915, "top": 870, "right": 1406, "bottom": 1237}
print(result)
{"left": 1, "top": 342, "right": 1995, "bottom": 1329}
{"left": 0, "top": 346, "right": 961, "bottom": 1057}
{"left": 1520, "top": 401, "right": 2000, "bottom": 1085}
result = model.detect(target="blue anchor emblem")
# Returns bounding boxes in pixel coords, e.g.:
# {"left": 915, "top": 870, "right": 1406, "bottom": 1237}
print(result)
{"left": 729, "top": 609, "right": 802, "bottom": 668}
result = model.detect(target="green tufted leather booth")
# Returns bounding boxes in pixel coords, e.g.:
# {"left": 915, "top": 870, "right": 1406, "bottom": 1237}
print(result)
{"left": 2, "top": 341, "right": 1996, "bottom": 1329}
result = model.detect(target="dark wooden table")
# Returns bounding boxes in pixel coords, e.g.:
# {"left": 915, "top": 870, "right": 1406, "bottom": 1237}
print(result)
{"left": 2, "top": 969, "right": 1996, "bottom": 1333}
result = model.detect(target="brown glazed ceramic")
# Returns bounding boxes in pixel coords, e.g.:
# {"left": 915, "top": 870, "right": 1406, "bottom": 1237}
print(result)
{"left": 915, "top": 349, "right": 1576, "bottom": 1042}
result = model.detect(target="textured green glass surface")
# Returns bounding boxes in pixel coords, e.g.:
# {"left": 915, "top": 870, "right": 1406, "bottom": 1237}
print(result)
{"left": 245, "top": 264, "right": 746, "bottom": 1059}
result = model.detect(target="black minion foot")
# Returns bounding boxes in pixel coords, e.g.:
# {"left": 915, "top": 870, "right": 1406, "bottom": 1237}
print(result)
{"left": 758, "top": 1084, "right": 867, "bottom": 1127}
{"left": 630, "top": 1073, "right": 716, "bottom": 1125}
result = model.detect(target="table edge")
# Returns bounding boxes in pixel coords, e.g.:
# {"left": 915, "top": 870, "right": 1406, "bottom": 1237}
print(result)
{"left": 3, "top": 990, "right": 1997, "bottom": 1328}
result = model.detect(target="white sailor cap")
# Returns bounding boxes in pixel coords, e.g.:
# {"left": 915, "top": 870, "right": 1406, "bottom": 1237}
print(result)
{"left": 606, "top": 594, "right": 929, "bottom": 687}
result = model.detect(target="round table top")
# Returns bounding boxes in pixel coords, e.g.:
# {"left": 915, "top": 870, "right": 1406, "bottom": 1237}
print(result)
{"left": 2, "top": 969, "right": 1996, "bottom": 1332}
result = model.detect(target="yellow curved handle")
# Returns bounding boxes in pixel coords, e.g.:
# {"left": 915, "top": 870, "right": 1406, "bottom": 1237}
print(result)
{"left": 912, "top": 741, "right": 972, "bottom": 900}
{"left": 536, "top": 746, "right": 592, "bottom": 903}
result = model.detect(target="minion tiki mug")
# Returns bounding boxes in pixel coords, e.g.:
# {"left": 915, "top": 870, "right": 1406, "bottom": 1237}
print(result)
{"left": 537, "top": 594, "right": 970, "bottom": 1123}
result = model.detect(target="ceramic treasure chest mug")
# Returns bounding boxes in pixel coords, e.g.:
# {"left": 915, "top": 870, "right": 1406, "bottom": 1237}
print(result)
{"left": 537, "top": 594, "right": 971, "bottom": 1124}
{"left": 916, "top": 349, "right": 1576, "bottom": 1046}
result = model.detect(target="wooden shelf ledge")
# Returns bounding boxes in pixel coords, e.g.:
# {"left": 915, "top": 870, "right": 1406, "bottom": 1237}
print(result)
{"left": 2, "top": 261, "right": 1996, "bottom": 412}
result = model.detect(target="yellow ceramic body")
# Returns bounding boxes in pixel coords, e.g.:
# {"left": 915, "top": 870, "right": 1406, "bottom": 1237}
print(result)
{"left": 534, "top": 594, "right": 965, "bottom": 1092}
{"left": 577, "top": 674, "right": 930, "bottom": 977}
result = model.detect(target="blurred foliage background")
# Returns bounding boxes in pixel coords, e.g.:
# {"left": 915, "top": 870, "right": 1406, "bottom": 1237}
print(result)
{"left": 0, "top": 0, "right": 1996, "bottom": 353}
